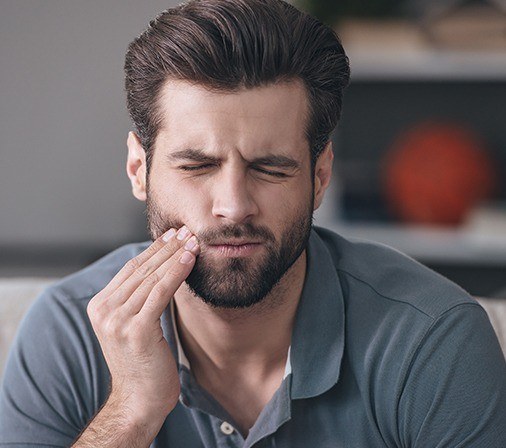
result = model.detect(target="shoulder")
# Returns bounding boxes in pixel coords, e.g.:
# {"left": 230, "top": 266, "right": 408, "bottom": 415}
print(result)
{"left": 312, "top": 226, "right": 487, "bottom": 370}
{"left": 21, "top": 241, "right": 151, "bottom": 328}
{"left": 11, "top": 240, "right": 151, "bottom": 366}
{"left": 46, "top": 240, "right": 151, "bottom": 304}
{"left": 313, "top": 225, "right": 477, "bottom": 320}
{"left": 312, "top": 227, "right": 506, "bottom": 445}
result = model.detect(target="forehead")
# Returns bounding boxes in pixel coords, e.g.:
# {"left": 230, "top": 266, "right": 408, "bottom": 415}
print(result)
{"left": 154, "top": 78, "right": 310, "bottom": 161}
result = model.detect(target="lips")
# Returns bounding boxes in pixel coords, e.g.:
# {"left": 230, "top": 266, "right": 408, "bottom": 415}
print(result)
{"left": 209, "top": 240, "right": 261, "bottom": 246}
{"left": 206, "top": 241, "right": 263, "bottom": 257}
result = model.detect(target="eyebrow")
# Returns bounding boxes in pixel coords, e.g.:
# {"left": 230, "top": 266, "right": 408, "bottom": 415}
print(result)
{"left": 166, "top": 148, "right": 300, "bottom": 169}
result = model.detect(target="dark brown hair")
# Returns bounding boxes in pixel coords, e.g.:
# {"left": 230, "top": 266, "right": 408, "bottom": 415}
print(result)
{"left": 124, "top": 0, "right": 350, "bottom": 172}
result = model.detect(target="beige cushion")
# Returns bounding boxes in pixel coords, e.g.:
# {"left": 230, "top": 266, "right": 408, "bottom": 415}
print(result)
{"left": 0, "top": 278, "right": 57, "bottom": 377}
{"left": 476, "top": 297, "right": 506, "bottom": 358}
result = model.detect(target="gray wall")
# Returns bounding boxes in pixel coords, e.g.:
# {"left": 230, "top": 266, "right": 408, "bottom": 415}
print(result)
{"left": 0, "top": 0, "right": 324, "bottom": 276}
{"left": 0, "top": 1, "right": 181, "bottom": 252}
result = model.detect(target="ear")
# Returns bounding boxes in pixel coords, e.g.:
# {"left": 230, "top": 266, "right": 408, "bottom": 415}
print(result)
{"left": 313, "top": 141, "right": 334, "bottom": 211}
{"left": 126, "top": 131, "right": 147, "bottom": 201}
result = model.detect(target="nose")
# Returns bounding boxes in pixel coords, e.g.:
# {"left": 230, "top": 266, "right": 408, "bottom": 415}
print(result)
{"left": 211, "top": 166, "right": 259, "bottom": 224}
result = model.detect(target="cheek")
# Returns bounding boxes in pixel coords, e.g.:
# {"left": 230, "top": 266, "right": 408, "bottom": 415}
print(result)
{"left": 154, "top": 174, "right": 207, "bottom": 205}
{"left": 256, "top": 182, "right": 311, "bottom": 226}
{"left": 166, "top": 180, "right": 212, "bottom": 228}
{"left": 148, "top": 170, "right": 207, "bottom": 230}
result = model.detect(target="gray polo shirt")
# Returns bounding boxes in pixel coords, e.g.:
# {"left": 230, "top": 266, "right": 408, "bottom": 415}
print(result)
{"left": 1, "top": 227, "right": 505, "bottom": 447}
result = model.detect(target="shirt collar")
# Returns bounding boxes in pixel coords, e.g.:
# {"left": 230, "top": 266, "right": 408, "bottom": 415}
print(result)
{"left": 289, "top": 227, "right": 345, "bottom": 399}
{"left": 169, "top": 298, "right": 190, "bottom": 369}
{"left": 161, "top": 226, "right": 345, "bottom": 400}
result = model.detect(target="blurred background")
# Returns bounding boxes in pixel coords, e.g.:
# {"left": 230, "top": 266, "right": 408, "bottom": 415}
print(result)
{"left": 1, "top": 0, "right": 505, "bottom": 297}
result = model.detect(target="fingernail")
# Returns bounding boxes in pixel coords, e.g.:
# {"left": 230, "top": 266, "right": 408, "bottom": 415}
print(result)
{"left": 184, "top": 236, "right": 198, "bottom": 251}
{"left": 162, "top": 228, "right": 176, "bottom": 242}
{"left": 177, "top": 226, "right": 190, "bottom": 240}
{"left": 180, "top": 251, "right": 194, "bottom": 264}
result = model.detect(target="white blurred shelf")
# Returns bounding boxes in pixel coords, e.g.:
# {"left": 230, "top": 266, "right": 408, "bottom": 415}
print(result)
{"left": 313, "top": 184, "right": 506, "bottom": 265}
{"left": 348, "top": 50, "right": 506, "bottom": 81}
{"left": 338, "top": 18, "right": 506, "bottom": 81}
{"left": 318, "top": 221, "right": 506, "bottom": 265}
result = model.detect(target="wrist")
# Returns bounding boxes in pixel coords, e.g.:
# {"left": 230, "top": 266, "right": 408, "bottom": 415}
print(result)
{"left": 106, "top": 390, "right": 170, "bottom": 433}
{"left": 71, "top": 396, "right": 167, "bottom": 448}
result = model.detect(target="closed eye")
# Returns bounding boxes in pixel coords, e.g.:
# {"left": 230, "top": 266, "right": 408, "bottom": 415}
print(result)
{"left": 179, "top": 164, "right": 289, "bottom": 178}
{"left": 179, "top": 164, "right": 215, "bottom": 171}
{"left": 254, "top": 168, "right": 288, "bottom": 178}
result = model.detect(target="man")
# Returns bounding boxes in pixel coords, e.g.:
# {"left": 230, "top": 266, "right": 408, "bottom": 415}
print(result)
{"left": 1, "top": 0, "right": 505, "bottom": 446}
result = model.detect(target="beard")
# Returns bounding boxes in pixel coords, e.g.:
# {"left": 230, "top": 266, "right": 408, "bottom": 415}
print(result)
{"left": 145, "top": 185, "right": 313, "bottom": 309}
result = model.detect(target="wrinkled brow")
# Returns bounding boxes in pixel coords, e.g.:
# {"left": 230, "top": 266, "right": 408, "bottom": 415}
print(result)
{"left": 166, "top": 148, "right": 300, "bottom": 169}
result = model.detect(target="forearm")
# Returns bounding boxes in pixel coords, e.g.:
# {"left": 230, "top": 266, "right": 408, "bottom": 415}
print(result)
{"left": 71, "top": 395, "right": 165, "bottom": 448}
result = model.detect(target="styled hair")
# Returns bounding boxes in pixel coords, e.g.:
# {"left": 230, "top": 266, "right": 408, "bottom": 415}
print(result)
{"left": 124, "top": 0, "right": 350, "bottom": 172}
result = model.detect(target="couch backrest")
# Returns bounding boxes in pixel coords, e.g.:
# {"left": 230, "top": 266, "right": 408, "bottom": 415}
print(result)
{"left": 0, "top": 278, "right": 57, "bottom": 378}
{"left": 1, "top": 278, "right": 505, "bottom": 380}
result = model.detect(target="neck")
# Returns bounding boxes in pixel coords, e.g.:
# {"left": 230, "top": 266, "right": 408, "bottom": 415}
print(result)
{"left": 173, "top": 250, "right": 307, "bottom": 379}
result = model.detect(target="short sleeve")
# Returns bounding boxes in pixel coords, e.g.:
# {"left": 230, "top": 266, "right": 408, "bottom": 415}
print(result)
{"left": 398, "top": 303, "right": 506, "bottom": 447}
{"left": 0, "top": 288, "right": 109, "bottom": 447}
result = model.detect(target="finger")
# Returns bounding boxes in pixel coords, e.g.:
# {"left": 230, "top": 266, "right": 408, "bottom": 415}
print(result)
{"left": 137, "top": 248, "right": 196, "bottom": 321}
{"left": 119, "top": 240, "right": 199, "bottom": 316}
{"left": 97, "top": 227, "right": 179, "bottom": 300}
{"left": 108, "top": 227, "right": 198, "bottom": 309}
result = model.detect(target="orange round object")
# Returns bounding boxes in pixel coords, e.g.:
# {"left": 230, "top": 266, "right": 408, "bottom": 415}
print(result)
{"left": 382, "top": 122, "right": 497, "bottom": 226}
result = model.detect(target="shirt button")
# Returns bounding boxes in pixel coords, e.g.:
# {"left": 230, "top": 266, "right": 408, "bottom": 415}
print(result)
{"left": 220, "top": 421, "right": 235, "bottom": 435}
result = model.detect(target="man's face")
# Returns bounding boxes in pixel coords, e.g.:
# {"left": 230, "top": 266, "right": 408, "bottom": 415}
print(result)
{"left": 141, "top": 79, "right": 316, "bottom": 309}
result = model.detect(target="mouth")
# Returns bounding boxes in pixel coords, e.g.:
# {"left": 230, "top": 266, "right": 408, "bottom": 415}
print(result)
{"left": 210, "top": 239, "right": 262, "bottom": 246}
{"left": 206, "top": 241, "right": 263, "bottom": 257}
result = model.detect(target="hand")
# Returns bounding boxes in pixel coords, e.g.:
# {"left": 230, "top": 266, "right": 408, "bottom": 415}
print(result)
{"left": 86, "top": 226, "right": 199, "bottom": 424}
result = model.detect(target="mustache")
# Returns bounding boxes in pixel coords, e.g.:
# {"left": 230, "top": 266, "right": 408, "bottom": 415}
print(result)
{"left": 164, "top": 221, "right": 275, "bottom": 245}
{"left": 201, "top": 224, "right": 275, "bottom": 245}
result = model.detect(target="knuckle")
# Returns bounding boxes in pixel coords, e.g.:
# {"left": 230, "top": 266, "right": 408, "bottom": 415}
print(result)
{"left": 141, "top": 272, "right": 160, "bottom": 289}
{"left": 165, "top": 262, "right": 183, "bottom": 280}
{"left": 87, "top": 296, "right": 104, "bottom": 321}
{"left": 112, "top": 284, "right": 128, "bottom": 304}
{"left": 103, "top": 316, "right": 124, "bottom": 339}
{"left": 149, "top": 282, "right": 166, "bottom": 301}
{"left": 134, "top": 262, "right": 152, "bottom": 279}
{"left": 125, "top": 257, "right": 141, "bottom": 273}
{"left": 160, "top": 240, "right": 178, "bottom": 255}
